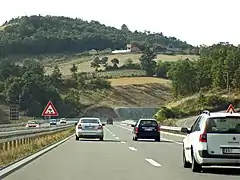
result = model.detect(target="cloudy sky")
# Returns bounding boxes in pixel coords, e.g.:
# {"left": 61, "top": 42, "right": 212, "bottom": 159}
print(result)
{"left": 0, "top": 0, "right": 239, "bottom": 46}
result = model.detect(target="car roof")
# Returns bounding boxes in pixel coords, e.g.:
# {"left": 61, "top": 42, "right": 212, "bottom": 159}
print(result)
{"left": 201, "top": 112, "right": 240, "bottom": 118}
{"left": 139, "top": 118, "right": 157, "bottom": 121}
{"left": 80, "top": 117, "right": 100, "bottom": 120}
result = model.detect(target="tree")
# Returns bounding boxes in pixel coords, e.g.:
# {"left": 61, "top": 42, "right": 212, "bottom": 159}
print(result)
{"left": 139, "top": 47, "right": 157, "bottom": 76}
{"left": 111, "top": 58, "right": 119, "bottom": 68}
{"left": 70, "top": 64, "right": 78, "bottom": 79}
{"left": 51, "top": 65, "right": 63, "bottom": 88}
{"left": 90, "top": 57, "right": 101, "bottom": 71}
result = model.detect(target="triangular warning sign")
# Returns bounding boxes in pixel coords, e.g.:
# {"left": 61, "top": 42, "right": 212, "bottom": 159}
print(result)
{"left": 42, "top": 101, "right": 59, "bottom": 116}
{"left": 226, "top": 104, "right": 236, "bottom": 113}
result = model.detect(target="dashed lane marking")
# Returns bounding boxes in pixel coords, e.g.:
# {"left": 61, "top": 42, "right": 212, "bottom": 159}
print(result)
{"left": 121, "top": 141, "right": 126, "bottom": 144}
{"left": 145, "top": 158, "right": 162, "bottom": 167}
{"left": 115, "top": 137, "right": 119, "bottom": 139}
{"left": 129, "top": 147, "right": 137, "bottom": 151}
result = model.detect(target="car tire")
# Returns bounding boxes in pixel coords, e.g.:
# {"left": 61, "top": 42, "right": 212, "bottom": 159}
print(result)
{"left": 75, "top": 135, "right": 79, "bottom": 141}
{"left": 183, "top": 147, "right": 191, "bottom": 168}
{"left": 99, "top": 136, "right": 104, "bottom": 141}
{"left": 191, "top": 150, "right": 202, "bottom": 172}
{"left": 155, "top": 136, "right": 160, "bottom": 142}
{"left": 133, "top": 135, "right": 138, "bottom": 141}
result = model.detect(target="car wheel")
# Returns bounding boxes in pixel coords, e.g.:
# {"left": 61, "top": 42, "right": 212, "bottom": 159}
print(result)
{"left": 75, "top": 135, "right": 79, "bottom": 141}
{"left": 155, "top": 136, "right": 160, "bottom": 142}
{"left": 133, "top": 136, "right": 138, "bottom": 141}
{"left": 183, "top": 147, "right": 191, "bottom": 168}
{"left": 99, "top": 136, "right": 104, "bottom": 141}
{"left": 191, "top": 150, "right": 202, "bottom": 172}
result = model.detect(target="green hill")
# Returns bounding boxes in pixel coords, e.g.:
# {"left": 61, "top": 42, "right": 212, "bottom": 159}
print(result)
{"left": 0, "top": 15, "right": 192, "bottom": 57}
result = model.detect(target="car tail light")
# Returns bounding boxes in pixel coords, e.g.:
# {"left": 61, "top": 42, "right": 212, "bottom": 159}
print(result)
{"left": 78, "top": 124, "right": 82, "bottom": 129}
{"left": 98, "top": 125, "right": 103, "bottom": 129}
{"left": 199, "top": 126, "right": 207, "bottom": 142}
{"left": 135, "top": 127, "right": 138, "bottom": 133}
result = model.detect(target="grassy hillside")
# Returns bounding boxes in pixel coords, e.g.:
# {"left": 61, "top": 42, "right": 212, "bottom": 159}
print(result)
{"left": 44, "top": 53, "right": 198, "bottom": 76}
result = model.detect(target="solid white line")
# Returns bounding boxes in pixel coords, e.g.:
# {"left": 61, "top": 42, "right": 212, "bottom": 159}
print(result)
{"left": 121, "top": 141, "right": 126, "bottom": 144}
{"left": 145, "top": 158, "right": 162, "bottom": 167}
{"left": 129, "top": 147, "right": 137, "bottom": 151}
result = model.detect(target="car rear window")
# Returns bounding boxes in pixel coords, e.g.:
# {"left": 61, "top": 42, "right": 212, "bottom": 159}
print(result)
{"left": 139, "top": 120, "right": 158, "bottom": 127}
{"left": 81, "top": 119, "right": 99, "bottom": 123}
{"left": 206, "top": 117, "right": 240, "bottom": 133}
{"left": 28, "top": 121, "right": 37, "bottom": 124}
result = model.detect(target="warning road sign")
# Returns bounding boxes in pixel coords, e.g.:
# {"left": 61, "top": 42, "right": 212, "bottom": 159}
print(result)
{"left": 42, "top": 101, "right": 59, "bottom": 116}
{"left": 226, "top": 104, "right": 236, "bottom": 113}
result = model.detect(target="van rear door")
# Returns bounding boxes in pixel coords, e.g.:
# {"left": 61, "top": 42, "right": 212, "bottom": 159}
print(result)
{"left": 206, "top": 116, "right": 240, "bottom": 155}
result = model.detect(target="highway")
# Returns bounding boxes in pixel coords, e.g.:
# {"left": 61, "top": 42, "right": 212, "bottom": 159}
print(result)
{"left": 3, "top": 122, "right": 240, "bottom": 180}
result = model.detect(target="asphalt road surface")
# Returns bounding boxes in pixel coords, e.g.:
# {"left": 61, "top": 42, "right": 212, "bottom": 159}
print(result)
{"left": 3, "top": 122, "right": 240, "bottom": 180}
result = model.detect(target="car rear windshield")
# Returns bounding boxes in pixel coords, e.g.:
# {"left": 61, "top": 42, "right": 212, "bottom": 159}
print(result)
{"left": 28, "top": 121, "right": 37, "bottom": 124}
{"left": 81, "top": 119, "right": 99, "bottom": 124}
{"left": 139, "top": 120, "right": 158, "bottom": 127}
{"left": 206, "top": 117, "right": 240, "bottom": 133}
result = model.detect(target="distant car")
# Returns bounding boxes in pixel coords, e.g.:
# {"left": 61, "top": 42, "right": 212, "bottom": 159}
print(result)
{"left": 25, "top": 121, "right": 40, "bottom": 128}
{"left": 60, "top": 118, "right": 67, "bottom": 124}
{"left": 181, "top": 110, "right": 240, "bottom": 172}
{"left": 107, "top": 118, "right": 113, "bottom": 125}
{"left": 75, "top": 117, "right": 105, "bottom": 141}
{"left": 131, "top": 118, "right": 160, "bottom": 142}
{"left": 50, "top": 119, "right": 57, "bottom": 126}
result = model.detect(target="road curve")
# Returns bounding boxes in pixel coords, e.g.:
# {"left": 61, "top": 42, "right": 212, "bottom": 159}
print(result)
{"left": 3, "top": 122, "right": 240, "bottom": 180}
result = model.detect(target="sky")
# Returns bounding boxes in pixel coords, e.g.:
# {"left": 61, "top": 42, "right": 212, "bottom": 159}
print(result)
{"left": 0, "top": 0, "right": 239, "bottom": 46}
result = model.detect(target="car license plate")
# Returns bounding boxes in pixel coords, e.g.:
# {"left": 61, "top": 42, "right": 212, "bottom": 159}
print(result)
{"left": 222, "top": 148, "right": 240, "bottom": 154}
{"left": 144, "top": 128, "right": 153, "bottom": 131}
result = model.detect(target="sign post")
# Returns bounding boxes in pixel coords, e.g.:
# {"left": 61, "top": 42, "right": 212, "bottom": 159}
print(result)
{"left": 42, "top": 101, "right": 59, "bottom": 119}
{"left": 226, "top": 104, "right": 236, "bottom": 114}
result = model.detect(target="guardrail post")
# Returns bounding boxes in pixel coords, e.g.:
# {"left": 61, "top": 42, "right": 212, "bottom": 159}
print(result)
{"left": 0, "top": 143, "right": 3, "bottom": 150}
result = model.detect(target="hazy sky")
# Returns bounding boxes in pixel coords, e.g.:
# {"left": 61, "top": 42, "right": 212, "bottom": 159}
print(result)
{"left": 0, "top": 0, "right": 239, "bottom": 46}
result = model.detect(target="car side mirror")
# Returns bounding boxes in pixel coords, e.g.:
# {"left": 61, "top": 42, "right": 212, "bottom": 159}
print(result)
{"left": 131, "top": 124, "right": 135, "bottom": 127}
{"left": 102, "top": 123, "right": 105, "bottom": 126}
{"left": 74, "top": 122, "right": 77, "bottom": 126}
{"left": 181, "top": 127, "right": 190, "bottom": 134}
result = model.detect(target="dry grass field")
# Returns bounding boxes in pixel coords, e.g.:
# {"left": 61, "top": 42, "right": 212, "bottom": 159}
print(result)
{"left": 108, "top": 77, "right": 172, "bottom": 87}
{"left": 44, "top": 53, "right": 199, "bottom": 76}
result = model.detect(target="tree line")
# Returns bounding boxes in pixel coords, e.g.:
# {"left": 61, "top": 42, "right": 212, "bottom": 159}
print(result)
{"left": 0, "top": 60, "right": 111, "bottom": 120}
{"left": 0, "top": 15, "right": 192, "bottom": 57}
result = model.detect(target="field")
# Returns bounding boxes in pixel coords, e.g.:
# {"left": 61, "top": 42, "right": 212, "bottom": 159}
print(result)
{"left": 109, "top": 77, "right": 171, "bottom": 87}
{"left": 44, "top": 53, "right": 199, "bottom": 76}
{"left": 81, "top": 77, "right": 172, "bottom": 107}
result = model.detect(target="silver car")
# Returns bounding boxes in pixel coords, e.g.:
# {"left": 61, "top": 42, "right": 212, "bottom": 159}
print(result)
{"left": 75, "top": 117, "right": 105, "bottom": 141}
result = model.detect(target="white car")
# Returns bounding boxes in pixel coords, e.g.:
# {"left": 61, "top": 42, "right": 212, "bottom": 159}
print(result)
{"left": 25, "top": 121, "right": 40, "bottom": 128}
{"left": 75, "top": 117, "right": 105, "bottom": 141}
{"left": 181, "top": 110, "right": 240, "bottom": 172}
{"left": 60, "top": 118, "right": 67, "bottom": 124}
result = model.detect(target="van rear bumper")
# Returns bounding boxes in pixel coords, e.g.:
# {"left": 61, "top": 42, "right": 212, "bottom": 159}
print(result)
{"left": 197, "top": 150, "right": 240, "bottom": 166}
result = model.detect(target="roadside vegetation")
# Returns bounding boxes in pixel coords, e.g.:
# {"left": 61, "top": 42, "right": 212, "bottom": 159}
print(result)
{"left": 0, "top": 128, "right": 74, "bottom": 167}
{"left": 154, "top": 43, "right": 240, "bottom": 123}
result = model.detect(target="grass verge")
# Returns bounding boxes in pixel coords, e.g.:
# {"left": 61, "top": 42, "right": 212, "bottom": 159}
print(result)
{"left": 0, "top": 128, "right": 74, "bottom": 168}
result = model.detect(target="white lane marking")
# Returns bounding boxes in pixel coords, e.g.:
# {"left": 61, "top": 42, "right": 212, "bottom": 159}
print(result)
{"left": 104, "top": 126, "right": 116, "bottom": 138}
{"left": 161, "top": 138, "right": 183, "bottom": 145}
{"left": 121, "top": 141, "right": 126, "bottom": 144}
{"left": 115, "top": 124, "right": 186, "bottom": 138}
{"left": 115, "top": 137, "right": 119, "bottom": 139}
{"left": 145, "top": 158, "right": 162, "bottom": 167}
{"left": 129, "top": 147, "right": 137, "bottom": 151}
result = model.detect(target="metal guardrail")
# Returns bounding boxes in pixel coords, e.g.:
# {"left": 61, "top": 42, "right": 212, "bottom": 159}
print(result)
{"left": 0, "top": 124, "right": 75, "bottom": 141}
